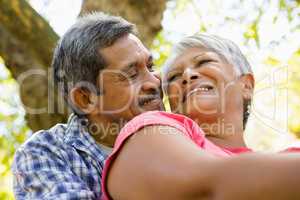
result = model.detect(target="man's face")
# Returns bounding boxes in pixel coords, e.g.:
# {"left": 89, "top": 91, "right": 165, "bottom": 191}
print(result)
{"left": 94, "top": 34, "right": 164, "bottom": 122}
{"left": 164, "top": 47, "right": 245, "bottom": 126}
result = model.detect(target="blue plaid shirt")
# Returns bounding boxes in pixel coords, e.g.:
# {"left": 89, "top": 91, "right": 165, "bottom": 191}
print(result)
{"left": 12, "top": 114, "right": 109, "bottom": 200}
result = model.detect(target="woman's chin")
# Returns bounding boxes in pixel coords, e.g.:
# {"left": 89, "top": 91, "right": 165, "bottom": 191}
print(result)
{"left": 184, "top": 98, "right": 219, "bottom": 117}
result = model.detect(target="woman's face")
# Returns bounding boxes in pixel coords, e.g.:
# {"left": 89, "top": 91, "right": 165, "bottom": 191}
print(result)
{"left": 164, "top": 47, "right": 252, "bottom": 132}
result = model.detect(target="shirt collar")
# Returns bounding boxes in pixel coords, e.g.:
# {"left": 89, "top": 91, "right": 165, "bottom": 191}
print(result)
{"left": 64, "top": 114, "right": 110, "bottom": 160}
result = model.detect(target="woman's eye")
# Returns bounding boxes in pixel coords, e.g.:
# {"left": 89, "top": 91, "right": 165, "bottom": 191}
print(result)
{"left": 196, "top": 59, "right": 214, "bottom": 67}
{"left": 167, "top": 74, "right": 180, "bottom": 82}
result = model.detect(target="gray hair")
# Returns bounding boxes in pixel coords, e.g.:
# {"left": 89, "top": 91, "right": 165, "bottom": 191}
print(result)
{"left": 52, "top": 12, "right": 137, "bottom": 109}
{"left": 163, "top": 34, "right": 252, "bottom": 77}
{"left": 163, "top": 34, "right": 253, "bottom": 129}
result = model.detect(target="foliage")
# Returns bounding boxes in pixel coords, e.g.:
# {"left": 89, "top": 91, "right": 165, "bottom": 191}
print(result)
{"left": 151, "top": 31, "right": 173, "bottom": 111}
{"left": 288, "top": 49, "right": 300, "bottom": 135}
{"left": 0, "top": 57, "right": 30, "bottom": 200}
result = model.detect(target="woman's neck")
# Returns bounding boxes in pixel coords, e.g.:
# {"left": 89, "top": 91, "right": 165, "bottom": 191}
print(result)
{"left": 196, "top": 114, "right": 246, "bottom": 148}
{"left": 206, "top": 134, "right": 247, "bottom": 149}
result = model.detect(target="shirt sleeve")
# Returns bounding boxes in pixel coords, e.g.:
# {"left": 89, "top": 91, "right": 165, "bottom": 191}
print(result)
{"left": 12, "top": 133, "right": 96, "bottom": 200}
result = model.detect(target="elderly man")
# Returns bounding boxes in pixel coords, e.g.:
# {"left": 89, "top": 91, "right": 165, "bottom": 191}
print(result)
{"left": 12, "top": 12, "right": 164, "bottom": 199}
{"left": 101, "top": 34, "right": 300, "bottom": 200}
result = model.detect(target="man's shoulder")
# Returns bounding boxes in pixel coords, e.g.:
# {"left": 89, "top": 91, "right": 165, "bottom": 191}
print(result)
{"left": 12, "top": 123, "right": 73, "bottom": 169}
{"left": 12, "top": 123, "right": 71, "bottom": 173}
{"left": 12, "top": 122, "right": 103, "bottom": 199}
{"left": 18, "top": 123, "right": 68, "bottom": 152}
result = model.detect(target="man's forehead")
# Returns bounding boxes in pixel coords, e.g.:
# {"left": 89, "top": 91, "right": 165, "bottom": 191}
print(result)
{"left": 127, "top": 34, "right": 145, "bottom": 48}
{"left": 100, "top": 34, "right": 150, "bottom": 70}
{"left": 100, "top": 35, "right": 137, "bottom": 59}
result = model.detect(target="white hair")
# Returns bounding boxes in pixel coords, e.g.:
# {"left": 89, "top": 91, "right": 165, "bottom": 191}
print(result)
{"left": 162, "top": 34, "right": 253, "bottom": 77}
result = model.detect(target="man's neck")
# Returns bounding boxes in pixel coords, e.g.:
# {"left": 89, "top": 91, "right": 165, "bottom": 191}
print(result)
{"left": 86, "top": 114, "right": 127, "bottom": 147}
{"left": 97, "top": 142, "right": 113, "bottom": 154}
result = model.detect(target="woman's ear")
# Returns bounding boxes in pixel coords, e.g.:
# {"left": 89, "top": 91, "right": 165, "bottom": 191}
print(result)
{"left": 239, "top": 74, "right": 255, "bottom": 100}
{"left": 69, "top": 87, "right": 99, "bottom": 114}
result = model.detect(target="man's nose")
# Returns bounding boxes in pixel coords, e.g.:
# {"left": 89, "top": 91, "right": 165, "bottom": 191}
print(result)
{"left": 182, "top": 68, "right": 199, "bottom": 85}
{"left": 141, "top": 70, "right": 161, "bottom": 92}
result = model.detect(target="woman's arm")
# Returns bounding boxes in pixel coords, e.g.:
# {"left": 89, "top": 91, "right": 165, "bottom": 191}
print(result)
{"left": 107, "top": 125, "right": 300, "bottom": 200}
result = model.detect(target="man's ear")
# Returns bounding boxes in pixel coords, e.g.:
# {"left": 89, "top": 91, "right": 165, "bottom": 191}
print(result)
{"left": 69, "top": 87, "right": 99, "bottom": 114}
{"left": 239, "top": 74, "right": 254, "bottom": 100}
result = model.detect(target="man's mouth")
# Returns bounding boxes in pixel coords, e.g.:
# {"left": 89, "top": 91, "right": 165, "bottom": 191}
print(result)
{"left": 138, "top": 94, "right": 162, "bottom": 107}
{"left": 183, "top": 83, "right": 216, "bottom": 102}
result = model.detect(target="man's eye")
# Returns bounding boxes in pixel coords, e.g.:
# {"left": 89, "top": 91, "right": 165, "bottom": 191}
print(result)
{"left": 118, "top": 70, "right": 137, "bottom": 81}
{"left": 129, "top": 72, "right": 138, "bottom": 79}
{"left": 126, "top": 67, "right": 138, "bottom": 79}
{"left": 147, "top": 63, "right": 155, "bottom": 72}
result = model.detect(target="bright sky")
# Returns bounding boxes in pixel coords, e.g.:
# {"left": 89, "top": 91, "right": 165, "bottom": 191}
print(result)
{"left": 30, "top": 0, "right": 82, "bottom": 36}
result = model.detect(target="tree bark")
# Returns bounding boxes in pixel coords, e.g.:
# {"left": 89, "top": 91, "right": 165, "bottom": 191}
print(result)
{"left": 0, "top": 0, "right": 67, "bottom": 131}
{"left": 80, "top": 0, "right": 167, "bottom": 47}
{"left": 0, "top": 0, "right": 166, "bottom": 131}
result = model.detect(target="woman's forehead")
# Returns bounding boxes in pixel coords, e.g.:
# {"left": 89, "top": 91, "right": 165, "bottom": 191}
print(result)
{"left": 164, "top": 48, "right": 222, "bottom": 73}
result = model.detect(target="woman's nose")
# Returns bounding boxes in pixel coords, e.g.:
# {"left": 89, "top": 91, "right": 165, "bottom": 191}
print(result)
{"left": 182, "top": 68, "right": 199, "bottom": 85}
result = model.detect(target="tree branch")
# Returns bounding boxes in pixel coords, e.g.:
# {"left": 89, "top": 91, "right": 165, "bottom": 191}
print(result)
{"left": 0, "top": 0, "right": 67, "bottom": 131}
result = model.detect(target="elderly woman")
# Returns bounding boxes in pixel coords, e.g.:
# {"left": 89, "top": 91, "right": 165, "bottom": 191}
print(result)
{"left": 101, "top": 34, "right": 300, "bottom": 200}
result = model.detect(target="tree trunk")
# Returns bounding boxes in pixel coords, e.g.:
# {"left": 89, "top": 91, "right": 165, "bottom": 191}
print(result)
{"left": 0, "top": 0, "right": 166, "bottom": 131}
{"left": 0, "top": 0, "right": 67, "bottom": 131}
{"left": 80, "top": 0, "right": 167, "bottom": 48}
